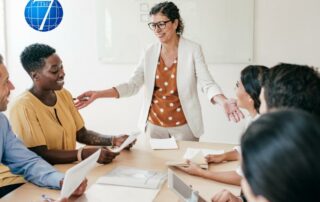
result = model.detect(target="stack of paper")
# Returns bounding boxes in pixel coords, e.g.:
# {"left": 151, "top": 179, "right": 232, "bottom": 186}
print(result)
{"left": 96, "top": 166, "right": 167, "bottom": 189}
{"left": 149, "top": 136, "right": 178, "bottom": 150}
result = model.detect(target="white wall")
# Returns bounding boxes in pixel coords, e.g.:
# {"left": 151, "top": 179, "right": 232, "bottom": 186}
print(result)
{"left": 3, "top": 0, "right": 320, "bottom": 145}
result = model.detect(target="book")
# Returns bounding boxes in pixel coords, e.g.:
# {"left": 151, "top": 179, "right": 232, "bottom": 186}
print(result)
{"left": 183, "top": 148, "right": 225, "bottom": 162}
{"left": 166, "top": 148, "right": 225, "bottom": 169}
{"left": 96, "top": 166, "right": 167, "bottom": 189}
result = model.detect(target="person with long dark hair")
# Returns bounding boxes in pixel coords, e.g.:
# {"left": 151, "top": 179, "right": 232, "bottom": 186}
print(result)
{"left": 240, "top": 109, "right": 320, "bottom": 202}
{"left": 211, "top": 63, "right": 320, "bottom": 202}
{"left": 178, "top": 65, "right": 268, "bottom": 186}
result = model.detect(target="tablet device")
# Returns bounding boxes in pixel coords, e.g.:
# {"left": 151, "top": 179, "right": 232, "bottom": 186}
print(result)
{"left": 168, "top": 169, "right": 206, "bottom": 202}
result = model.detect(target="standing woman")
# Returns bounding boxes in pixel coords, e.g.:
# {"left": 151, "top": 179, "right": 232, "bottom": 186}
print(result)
{"left": 76, "top": 1, "right": 243, "bottom": 141}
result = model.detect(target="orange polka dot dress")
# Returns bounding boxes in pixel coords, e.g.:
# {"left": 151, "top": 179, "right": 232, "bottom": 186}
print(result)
{"left": 148, "top": 57, "right": 187, "bottom": 127}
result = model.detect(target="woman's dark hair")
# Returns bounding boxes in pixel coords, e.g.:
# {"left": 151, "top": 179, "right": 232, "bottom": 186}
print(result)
{"left": 240, "top": 65, "right": 268, "bottom": 113}
{"left": 149, "top": 1, "right": 184, "bottom": 35}
{"left": 20, "top": 43, "right": 56, "bottom": 74}
{"left": 0, "top": 54, "right": 3, "bottom": 64}
{"left": 241, "top": 109, "right": 320, "bottom": 202}
{"left": 262, "top": 63, "right": 320, "bottom": 116}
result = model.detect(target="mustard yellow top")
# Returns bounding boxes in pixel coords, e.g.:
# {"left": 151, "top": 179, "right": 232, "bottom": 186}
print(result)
{"left": 0, "top": 89, "right": 85, "bottom": 187}
{"left": 9, "top": 88, "right": 84, "bottom": 150}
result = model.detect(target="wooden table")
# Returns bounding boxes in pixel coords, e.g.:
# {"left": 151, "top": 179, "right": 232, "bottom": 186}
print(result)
{"left": 1, "top": 141, "right": 240, "bottom": 202}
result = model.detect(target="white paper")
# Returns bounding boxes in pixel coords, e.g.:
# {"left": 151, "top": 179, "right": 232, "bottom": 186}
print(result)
{"left": 76, "top": 184, "right": 160, "bottom": 202}
{"left": 150, "top": 136, "right": 178, "bottom": 150}
{"left": 183, "top": 148, "right": 224, "bottom": 164}
{"left": 60, "top": 149, "right": 101, "bottom": 198}
{"left": 110, "top": 131, "right": 141, "bottom": 153}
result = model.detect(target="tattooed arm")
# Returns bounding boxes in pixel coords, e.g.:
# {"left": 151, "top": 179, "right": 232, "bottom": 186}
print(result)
{"left": 28, "top": 127, "right": 123, "bottom": 165}
{"left": 76, "top": 127, "right": 133, "bottom": 149}
{"left": 76, "top": 127, "right": 113, "bottom": 146}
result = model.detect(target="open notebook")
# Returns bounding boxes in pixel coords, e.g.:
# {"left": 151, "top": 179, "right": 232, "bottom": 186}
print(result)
{"left": 96, "top": 166, "right": 167, "bottom": 189}
{"left": 166, "top": 148, "right": 224, "bottom": 169}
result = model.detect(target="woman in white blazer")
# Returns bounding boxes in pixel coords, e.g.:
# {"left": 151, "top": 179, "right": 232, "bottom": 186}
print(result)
{"left": 76, "top": 1, "right": 243, "bottom": 141}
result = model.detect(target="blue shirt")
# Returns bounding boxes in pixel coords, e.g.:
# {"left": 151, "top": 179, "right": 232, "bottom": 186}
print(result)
{"left": 0, "top": 113, "right": 64, "bottom": 189}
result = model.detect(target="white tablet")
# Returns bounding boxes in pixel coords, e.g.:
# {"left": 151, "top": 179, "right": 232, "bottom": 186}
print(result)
{"left": 168, "top": 169, "right": 206, "bottom": 202}
{"left": 60, "top": 149, "right": 100, "bottom": 198}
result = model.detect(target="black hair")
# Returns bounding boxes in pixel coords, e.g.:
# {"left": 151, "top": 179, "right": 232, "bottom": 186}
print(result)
{"left": 149, "top": 1, "right": 184, "bottom": 35}
{"left": 0, "top": 54, "right": 3, "bottom": 64}
{"left": 240, "top": 65, "right": 268, "bottom": 113}
{"left": 262, "top": 63, "right": 320, "bottom": 116}
{"left": 20, "top": 43, "right": 56, "bottom": 74}
{"left": 241, "top": 109, "right": 320, "bottom": 202}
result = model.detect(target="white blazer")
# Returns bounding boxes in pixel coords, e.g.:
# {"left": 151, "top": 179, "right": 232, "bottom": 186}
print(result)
{"left": 115, "top": 37, "right": 222, "bottom": 137}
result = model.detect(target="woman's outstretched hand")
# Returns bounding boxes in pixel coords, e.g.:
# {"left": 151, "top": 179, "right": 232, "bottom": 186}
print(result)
{"left": 74, "top": 91, "right": 99, "bottom": 109}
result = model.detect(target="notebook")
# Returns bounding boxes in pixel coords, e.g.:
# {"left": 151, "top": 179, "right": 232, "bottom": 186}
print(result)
{"left": 166, "top": 148, "right": 224, "bottom": 169}
{"left": 96, "top": 166, "right": 167, "bottom": 189}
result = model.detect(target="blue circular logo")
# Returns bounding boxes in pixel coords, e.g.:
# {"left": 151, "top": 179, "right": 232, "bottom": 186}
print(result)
{"left": 24, "top": 0, "right": 63, "bottom": 32}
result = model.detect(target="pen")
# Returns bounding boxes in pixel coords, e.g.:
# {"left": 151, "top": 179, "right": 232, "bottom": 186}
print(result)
{"left": 73, "top": 97, "right": 89, "bottom": 101}
{"left": 41, "top": 194, "right": 55, "bottom": 202}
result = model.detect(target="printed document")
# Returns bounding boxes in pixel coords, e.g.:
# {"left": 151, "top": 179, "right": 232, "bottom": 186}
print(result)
{"left": 60, "top": 149, "right": 100, "bottom": 198}
{"left": 110, "top": 131, "right": 141, "bottom": 153}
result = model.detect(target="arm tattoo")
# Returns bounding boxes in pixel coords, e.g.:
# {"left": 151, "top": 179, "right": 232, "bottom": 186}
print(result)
{"left": 77, "top": 127, "right": 112, "bottom": 146}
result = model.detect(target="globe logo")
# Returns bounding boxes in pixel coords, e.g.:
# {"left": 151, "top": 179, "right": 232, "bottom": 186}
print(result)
{"left": 24, "top": 0, "right": 63, "bottom": 32}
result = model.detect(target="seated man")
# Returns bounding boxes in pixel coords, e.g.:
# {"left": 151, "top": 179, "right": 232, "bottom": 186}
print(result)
{"left": 0, "top": 54, "right": 86, "bottom": 197}
{"left": 212, "top": 63, "right": 320, "bottom": 202}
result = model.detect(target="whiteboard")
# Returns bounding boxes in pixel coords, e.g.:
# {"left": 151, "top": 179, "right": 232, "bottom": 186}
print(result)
{"left": 0, "top": 0, "right": 6, "bottom": 57}
{"left": 96, "top": 0, "right": 254, "bottom": 64}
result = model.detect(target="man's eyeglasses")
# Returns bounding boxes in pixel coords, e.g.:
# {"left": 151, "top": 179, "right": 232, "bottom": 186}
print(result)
{"left": 148, "top": 20, "right": 171, "bottom": 31}
{"left": 236, "top": 81, "right": 240, "bottom": 88}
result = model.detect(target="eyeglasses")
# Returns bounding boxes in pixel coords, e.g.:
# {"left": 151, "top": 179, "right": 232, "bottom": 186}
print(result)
{"left": 148, "top": 20, "right": 171, "bottom": 31}
{"left": 236, "top": 81, "right": 240, "bottom": 88}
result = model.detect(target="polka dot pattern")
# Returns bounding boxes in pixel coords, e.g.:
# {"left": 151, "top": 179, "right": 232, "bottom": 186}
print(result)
{"left": 148, "top": 56, "right": 186, "bottom": 127}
